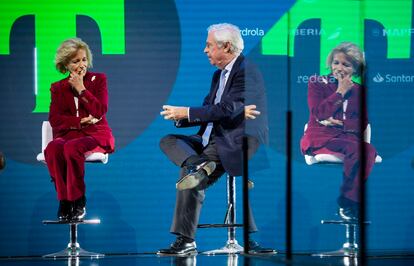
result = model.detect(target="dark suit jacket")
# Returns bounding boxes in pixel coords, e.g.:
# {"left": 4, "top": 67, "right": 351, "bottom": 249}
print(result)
{"left": 48, "top": 71, "right": 115, "bottom": 153}
{"left": 300, "top": 74, "right": 368, "bottom": 154}
{"left": 176, "top": 55, "right": 268, "bottom": 176}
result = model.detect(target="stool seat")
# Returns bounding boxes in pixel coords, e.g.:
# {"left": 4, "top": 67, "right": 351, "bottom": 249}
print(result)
{"left": 42, "top": 219, "right": 103, "bottom": 258}
{"left": 36, "top": 121, "right": 109, "bottom": 164}
{"left": 305, "top": 153, "right": 383, "bottom": 165}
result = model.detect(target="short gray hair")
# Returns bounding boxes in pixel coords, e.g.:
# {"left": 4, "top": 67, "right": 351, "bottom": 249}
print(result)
{"left": 207, "top": 23, "right": 244, "bottom": 55}
{"left": 55, "top": 38, "right": 93, "bottom": 74}
{"left": 326, "top": 42, "right": 365, "bottom": 77}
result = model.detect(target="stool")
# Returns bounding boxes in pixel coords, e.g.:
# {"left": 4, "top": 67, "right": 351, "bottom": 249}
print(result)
{"left": 197, "top": 175, "right": 251, "bottom": 255}
{"left": 42, "top": 219, "right": 103, "bottom": 258}
{"left": 37, "top": 121, "right": 108, "bottom": 258}
{"left": 313, "top": 219, "right": 371, "bottom": 257}
{"left": 303, "top": 123, "right": 381, "bottom": 257}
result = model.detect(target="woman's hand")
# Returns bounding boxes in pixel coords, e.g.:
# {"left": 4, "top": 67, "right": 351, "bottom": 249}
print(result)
{"left": 68, "top": 67, "right": 86, "bottom": 95}
{"left": 319, "top": 117, "right": 343, "bottom": 127}
{"left": 80, "top": 115, "right": 94, "bottom": 125}
{"left": 336, "top": 73, "right": 353, "bottom": 97}
{"left": 245, "top": 105, "right": 260, "bottom": 120}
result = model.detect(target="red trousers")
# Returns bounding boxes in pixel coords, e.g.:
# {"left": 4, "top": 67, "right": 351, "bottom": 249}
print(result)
{"left": 44, "top": 131, "right": 98, "bottom": 201}
{"left": 314, "top": 133, "right": 377, "bottom": 203}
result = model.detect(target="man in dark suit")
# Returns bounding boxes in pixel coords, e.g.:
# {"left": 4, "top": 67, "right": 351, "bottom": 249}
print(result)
{"left": 158, "top": 23, "right": 271, "bottom": 255}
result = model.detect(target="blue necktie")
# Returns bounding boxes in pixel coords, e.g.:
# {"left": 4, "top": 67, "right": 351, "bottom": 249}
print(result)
{"left": 202, "top": 69, "right": 228, "bottom": 146}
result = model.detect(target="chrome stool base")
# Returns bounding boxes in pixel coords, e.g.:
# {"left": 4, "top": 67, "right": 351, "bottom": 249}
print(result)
{"left": 313, "top": 247, "right": 358, "bottom": 257}
{"left": 203, "top": 240, "right": 244, "bottom": 255}
{"left": 312, "top": 219, "right": 370, "bottom": 258}
{"left": 42, "top": 219, "right": 103, "bottom": 258}
{"left": 43, "top": 246, "right": 104, "bottom": 258}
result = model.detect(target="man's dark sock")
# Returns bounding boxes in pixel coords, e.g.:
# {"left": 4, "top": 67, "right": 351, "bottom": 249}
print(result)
{"left": 183, "top": 155, "right": 207, "bottom": 168}
{"left": 179, "top": 235, "right": 194, "bottom": 243}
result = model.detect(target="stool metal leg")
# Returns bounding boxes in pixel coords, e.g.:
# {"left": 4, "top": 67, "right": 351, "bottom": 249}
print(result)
{"left": 67, "top": 257, "right": 79, "bottom": 266}
{"left": 227, "top": 254, "right": 239, "bottom": 266}
{"left": 343, "top": 224, "right": 358, "bottom": 255}
{"left": 203, "top": 175, "right": 243, "bottom": 255}
{"left": 43, "top": 221, "right": 104, "bottom": 258}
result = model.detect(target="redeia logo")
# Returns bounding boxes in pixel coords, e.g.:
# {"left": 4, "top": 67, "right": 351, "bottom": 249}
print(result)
{"left": 373, "top": 73, "right": 385, "bottom": 83}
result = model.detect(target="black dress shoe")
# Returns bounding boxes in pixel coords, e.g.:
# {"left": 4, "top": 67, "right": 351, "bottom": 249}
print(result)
{"left": 248, "top": 239, "right": 277, "bottom": 254}
{"left": 157, "top": 237, "right": 197, "bottom": 256}
{"left": 176, "top": 161, "right": 216, "bottom": 191}
{"left": 337, "top": 196, "right": 359, "bottom": 221}
{"left": 72, "top": 196, "right": 86, "bottom": 220}
{"left": 57, "top": 200, "right": 72, "bottom": 221}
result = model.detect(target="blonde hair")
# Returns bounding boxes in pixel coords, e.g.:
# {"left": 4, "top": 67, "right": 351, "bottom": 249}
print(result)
{"left": 326, "top": 42, "right": 365, "bottom": 77}
{"left": 55, "top": 38, "right": 93, "bottom": 74}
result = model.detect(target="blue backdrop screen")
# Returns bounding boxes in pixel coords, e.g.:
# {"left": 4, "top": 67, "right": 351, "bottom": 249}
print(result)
{"left": 0, "top": 0, "right": 413, "bottom": 255}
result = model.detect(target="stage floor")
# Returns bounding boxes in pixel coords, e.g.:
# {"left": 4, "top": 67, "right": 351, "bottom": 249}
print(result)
{"left": 1, "top": 252, "right": 414, "bottom": 266}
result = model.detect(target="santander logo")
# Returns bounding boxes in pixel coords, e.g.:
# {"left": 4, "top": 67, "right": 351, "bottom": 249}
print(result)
{"left": 373, "top": 73, "right": 385, "bottom": 83}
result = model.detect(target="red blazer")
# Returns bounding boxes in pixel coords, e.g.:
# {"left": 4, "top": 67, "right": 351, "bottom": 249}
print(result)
{"left": 300, "top": 74, "right": 368, "bottom": 154}
{"left": 48, "top": 71, "right": 115, "bottom": 153}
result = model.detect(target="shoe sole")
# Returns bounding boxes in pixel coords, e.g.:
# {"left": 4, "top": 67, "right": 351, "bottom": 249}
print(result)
{"left": 176, "top": 161, "right": 216, "bottom": 191}
{"left": 175, "top": 249, "right": 197, "bottom": 256}
{"left": 249, "top": 249, "right": 277, "bottom": 254}
{"left": 157, "top": 249, "right": 198, "bottom": 256}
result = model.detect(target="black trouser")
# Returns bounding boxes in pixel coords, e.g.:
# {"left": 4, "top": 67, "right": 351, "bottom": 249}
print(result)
{"left": 159, "top": 133, "right": 258, "bottom": 239}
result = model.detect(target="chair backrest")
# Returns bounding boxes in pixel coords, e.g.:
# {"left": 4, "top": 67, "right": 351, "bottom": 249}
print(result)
{"left": 36, "top": 121, "right": 109, "bottom": 164}
{"left": 41, "top": 121, "right": 53, "bottom": 151}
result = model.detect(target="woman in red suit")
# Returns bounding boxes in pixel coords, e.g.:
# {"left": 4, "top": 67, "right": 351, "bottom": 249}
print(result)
{"left": 300, "top": 42, "right": 377, "bottom": 220}
{"left": 44, "top": 38, "right": 115, "bottom": 221}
